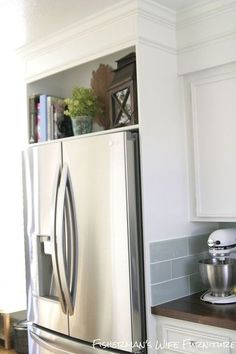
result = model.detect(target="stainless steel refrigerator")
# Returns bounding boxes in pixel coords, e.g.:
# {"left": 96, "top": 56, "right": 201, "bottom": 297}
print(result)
{"left": 22, "top": 131, "right": 146, "bottom": 354}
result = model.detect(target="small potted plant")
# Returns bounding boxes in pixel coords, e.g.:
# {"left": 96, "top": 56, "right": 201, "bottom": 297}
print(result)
{"left": 64, "top": 87, "right": 102, "bottom": 135}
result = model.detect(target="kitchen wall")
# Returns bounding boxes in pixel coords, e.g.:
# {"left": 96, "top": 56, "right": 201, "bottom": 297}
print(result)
{"left": 147, "top": 0, "right": 236, "bottom": 307}
{"left": 5, "top": 0, "right": 236, "bottom": 353}
{"left": 137, "top": 39, "right": 217, "bottom": 347}
{"left": 143, "top": 1, "right": 236, "bottom": 351}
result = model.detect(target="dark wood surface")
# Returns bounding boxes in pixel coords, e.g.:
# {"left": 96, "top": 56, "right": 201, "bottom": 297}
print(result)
{"left": 151, "top": 292, "right": 236, "bottom": 330}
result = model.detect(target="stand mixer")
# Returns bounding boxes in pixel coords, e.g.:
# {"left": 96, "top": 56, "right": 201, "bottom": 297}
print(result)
{"left": 199, "top": 228, "right": 236, "bottom": 304}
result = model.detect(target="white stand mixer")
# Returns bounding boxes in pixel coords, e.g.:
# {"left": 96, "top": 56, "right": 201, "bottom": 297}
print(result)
{"left": 199, "top": 228, "right": 236, "bottom": 304}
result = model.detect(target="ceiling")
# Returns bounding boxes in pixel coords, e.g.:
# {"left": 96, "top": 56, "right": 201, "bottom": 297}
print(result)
{"left": 0, "top": 0, "right": 216, "bottom": 50}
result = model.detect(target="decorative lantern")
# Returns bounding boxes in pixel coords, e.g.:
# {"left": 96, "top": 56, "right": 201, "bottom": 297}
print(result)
{"left": 107, "top": 52, "right": 138, "bottom": 128}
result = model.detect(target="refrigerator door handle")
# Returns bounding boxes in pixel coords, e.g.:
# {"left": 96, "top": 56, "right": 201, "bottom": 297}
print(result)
{"left": 50, "top": 165, "right": 67, "bottom": 314}
{"left": 30, "top": 331, "right": 73, "bottom": 354}
{"left": 56, "top": 163, "right": 74, "bottom": 315}
{"left": 65, "top": 168, "right": 78, "bottom": 301}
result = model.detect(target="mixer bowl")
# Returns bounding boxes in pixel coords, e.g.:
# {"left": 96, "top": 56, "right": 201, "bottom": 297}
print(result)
{"left": 199, "top": 258, "right": 236, "bottom": 297}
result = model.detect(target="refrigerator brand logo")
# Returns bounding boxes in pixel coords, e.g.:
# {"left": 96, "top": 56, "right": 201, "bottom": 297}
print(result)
{"left": 92, "top": 339, "right": 150, "bottom": 349}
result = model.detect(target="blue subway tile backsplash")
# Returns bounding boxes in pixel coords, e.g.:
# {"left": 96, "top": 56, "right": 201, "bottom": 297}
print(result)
{"left": 188, "top": 234, "right": 209, "bottom": 255}
{"left": 150, "top": 237, "right": 188, "bottom": 263}
{"left": 150, "top": 234, "right": 209, "bottom": 305}
{"left": 150, "top": 261, "right": 172, "bottom": 284}
{"left": 189, "top": 273, "right": 206, "bottom": 294}
{"left": 151, "top": 277, "right": 189, "bottom": 305}
{"left": 172, "top": 254, "right": 202, "bottom": 278}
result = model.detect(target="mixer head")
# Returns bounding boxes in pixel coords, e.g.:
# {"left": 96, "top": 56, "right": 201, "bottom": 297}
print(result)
{"left": 208, "top": 228, "right": 236, "bottom": 259}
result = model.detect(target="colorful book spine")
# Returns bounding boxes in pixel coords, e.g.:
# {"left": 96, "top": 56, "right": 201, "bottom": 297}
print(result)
{"left": 53, "top": 99, "right": 65, "bottom": 139}
{"left": 29, "top": 94, "right": 67, "bottom": 142}
{"left": 47, "top": 96, "right": 65, "bottom": 139}
{"left": 28, "top": 94, "right": 40, "bottom": 143}
{"left": 39, "top": 94, "right": 48, "bottom": 142}
{"left": 47, "top": 96, "right": 54, "bottom": 140}
{"left": 36, "top": 102, "right": 40, "bottom": 142}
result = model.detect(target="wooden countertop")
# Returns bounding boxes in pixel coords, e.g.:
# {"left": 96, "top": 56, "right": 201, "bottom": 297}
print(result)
{"left": 151, "top": 292, "right": 236, "bottom": 330}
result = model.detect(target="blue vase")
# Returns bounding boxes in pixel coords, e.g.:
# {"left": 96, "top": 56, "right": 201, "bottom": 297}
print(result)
{"left": 72, "top": 116, "right": 92, "bottom": 135}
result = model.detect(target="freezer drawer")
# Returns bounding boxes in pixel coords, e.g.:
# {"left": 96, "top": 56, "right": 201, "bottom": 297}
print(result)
{"left": 29, "top": 325, "right": 118, "bottom": 354}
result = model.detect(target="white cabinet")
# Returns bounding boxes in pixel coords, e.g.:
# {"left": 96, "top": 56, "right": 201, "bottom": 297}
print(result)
{"left": 156, "top": 316, "right": 236, "bottom": 354}
{"left": 184, "top": 62, "right": 236, "bottom": 221}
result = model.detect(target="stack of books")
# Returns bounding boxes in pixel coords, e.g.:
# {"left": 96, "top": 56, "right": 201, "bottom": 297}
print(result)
{"left": 28, "top": 94, "right": 73, "bottom": 143}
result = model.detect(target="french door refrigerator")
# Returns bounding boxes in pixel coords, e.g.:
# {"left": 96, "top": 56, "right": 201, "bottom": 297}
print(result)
{"left": 23, "top": 131, "right": 146, "bottom": 354}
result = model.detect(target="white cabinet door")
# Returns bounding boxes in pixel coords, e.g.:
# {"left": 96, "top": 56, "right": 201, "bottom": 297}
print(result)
{"left": 156, "top": 316, "right": 236, "bottom": 354}
{"left": 184, "top": 63, "right": 236, "bottom": 221}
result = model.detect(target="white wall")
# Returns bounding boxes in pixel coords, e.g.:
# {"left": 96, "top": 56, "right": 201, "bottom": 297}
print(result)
{"left": 0, "top": 46, "right": 27, "bottom": 310}
{"left": 138, "top": 43, "right": 217, "bottom": 243}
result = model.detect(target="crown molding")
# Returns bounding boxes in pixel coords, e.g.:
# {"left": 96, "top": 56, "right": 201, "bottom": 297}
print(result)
{"left": 16, "top": 0, "right": 138, "bottom": 57}
{"left": 16, "top": 0, "right": 177, "bottom": 80}
{"left": 177, "top": 0, "right": 236, "bottom": 73}
{"left": 139, "top": 36, "right": 177, "bottom": 55}
{"left": 16, "top": 0, "right": 236, "bottom": 77}
{"left": 177, "top": 0, "right": 236, "bottom": 28}
{"left": 17, "top": 0, "right": 176, "bottom": 58}
{"left": 138, "top": 0, "right": 176, "bottom": 29}
{"left": 178, "top": 28, "right": 236, "bottom": 54}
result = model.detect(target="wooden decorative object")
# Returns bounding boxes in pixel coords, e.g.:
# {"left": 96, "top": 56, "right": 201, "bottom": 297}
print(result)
{"left": 0, "top": 312, "right": 11, "bottom": 349}
{"left": 90, "top": 64, "right": 114, "bottom": 129}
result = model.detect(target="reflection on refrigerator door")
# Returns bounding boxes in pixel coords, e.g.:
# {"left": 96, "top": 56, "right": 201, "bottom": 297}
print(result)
{"left": 29, "top": 326, "right": 67, "bottom": 354}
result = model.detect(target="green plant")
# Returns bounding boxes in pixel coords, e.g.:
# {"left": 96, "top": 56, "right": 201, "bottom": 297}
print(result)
{"left": 64, "top": 87, "right": 102, "bottom": 118}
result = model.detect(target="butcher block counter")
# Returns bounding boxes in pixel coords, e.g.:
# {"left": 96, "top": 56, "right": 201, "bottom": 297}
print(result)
{"left": 151, "top": 292, "right": 236, "bottom": 331}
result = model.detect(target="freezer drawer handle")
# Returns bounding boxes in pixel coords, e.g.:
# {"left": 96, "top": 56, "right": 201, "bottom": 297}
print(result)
{"left": 30, "top": 331, "right": 75, "bottom": 354}
{"left": 56, "top": 163, "right": 75, "bottom": 315}
{"left": 51, "top": 164, "right": 67, "bottom": 313}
